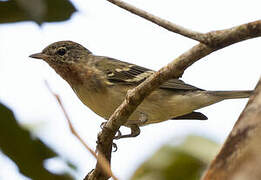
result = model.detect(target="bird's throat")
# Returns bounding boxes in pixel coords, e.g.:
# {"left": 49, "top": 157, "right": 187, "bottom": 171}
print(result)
{"left": 49, "top": 62, "right": 89, "bottom": 86}
{"left": 48, "top": 62, "right": 108, "bottom": 93}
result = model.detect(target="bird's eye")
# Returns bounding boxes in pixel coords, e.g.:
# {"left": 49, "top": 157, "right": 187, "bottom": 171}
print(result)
{"left": 56, "top": 47, "right": 67, "bottom": 56}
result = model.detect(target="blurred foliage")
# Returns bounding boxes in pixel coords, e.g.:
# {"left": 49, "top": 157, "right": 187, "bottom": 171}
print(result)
{"left": 0, "top": 0, "right": 76, "bottom": 25}
{"left": 0, "top": 102, "right": 75, "bottom": 180}
{"left": 0, "top": 0, "right": 77, "bottom": 178}
{"left": 131, "top": 135, "right": 220, "bottom": 180}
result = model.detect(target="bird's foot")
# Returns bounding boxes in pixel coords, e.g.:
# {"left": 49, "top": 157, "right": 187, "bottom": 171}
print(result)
{"left": 113, "top": 112, "right": 147, "bottom": 140}
{"left": 113, "top": 125, "right": 140, "bottom": 140}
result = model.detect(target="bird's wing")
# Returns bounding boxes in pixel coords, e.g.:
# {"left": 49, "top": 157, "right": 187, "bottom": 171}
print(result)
{"left": 95, "top": 56, "right": 202, "bottom": 91}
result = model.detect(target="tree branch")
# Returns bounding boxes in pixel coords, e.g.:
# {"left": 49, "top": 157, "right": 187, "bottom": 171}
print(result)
{"left": 202, "top": 77, "right": 261, "bottom": 180}
{"left": 107, "top": 0, "right": 261, "bottom": 46}
{"left": 86, "top": 19, "right": 261, "bottom": 180}
{"left": 107, "top": 0, "right": 207, "bottom": 43}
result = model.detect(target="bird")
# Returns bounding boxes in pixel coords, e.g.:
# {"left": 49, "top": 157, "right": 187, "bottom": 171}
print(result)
{"left": 29, "top": 40, "right": 252, "bottom": 139}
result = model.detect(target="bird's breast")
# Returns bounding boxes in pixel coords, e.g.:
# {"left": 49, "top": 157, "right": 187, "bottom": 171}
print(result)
{"left": 72, "top": 82, "right": 127, "bottom": 120}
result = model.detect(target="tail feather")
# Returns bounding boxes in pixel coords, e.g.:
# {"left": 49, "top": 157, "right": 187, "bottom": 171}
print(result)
{"left": 207, "top": 90, "right": 253, "bottom": 99}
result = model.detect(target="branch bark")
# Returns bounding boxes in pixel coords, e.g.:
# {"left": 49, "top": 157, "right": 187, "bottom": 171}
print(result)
{"left": 202, "top": 77, "right": 261, "bottom": 180}
{"left": 86, "top": 18, "right": 261, "bottom": 180}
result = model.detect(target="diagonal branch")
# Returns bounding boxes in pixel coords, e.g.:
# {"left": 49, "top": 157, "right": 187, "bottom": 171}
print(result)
{"left": 86, "top": 20, "right": 261, "bottom": 180}
{"left": 107, "top": 0, "right": 207, "bottom": 43}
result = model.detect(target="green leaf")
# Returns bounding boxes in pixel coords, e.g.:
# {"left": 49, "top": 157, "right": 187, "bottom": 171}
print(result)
{"left": 0, "top": 0, "right": 77, "bottom": 25}
{"left": 0, "top": 102, "right": 74, "bottom": 180}
{"left": 131, "top": 135, "right": 220, "bottom": 180}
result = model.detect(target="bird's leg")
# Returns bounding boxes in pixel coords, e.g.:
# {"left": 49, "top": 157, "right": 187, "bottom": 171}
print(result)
{"left": 114, "top": 112, "right": 148, "bottom": 140}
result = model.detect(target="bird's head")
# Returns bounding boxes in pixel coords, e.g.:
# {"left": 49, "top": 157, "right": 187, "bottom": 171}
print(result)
{"left": 29, "top": 41, "right": 95, "bottom": 85}
{"left": 29, "top": 40, "right": 92, "bottom": 64}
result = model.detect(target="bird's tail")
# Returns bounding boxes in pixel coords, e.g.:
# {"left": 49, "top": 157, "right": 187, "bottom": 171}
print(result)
{"left": 207, "top": 90, "right": 253, "bottom": 99}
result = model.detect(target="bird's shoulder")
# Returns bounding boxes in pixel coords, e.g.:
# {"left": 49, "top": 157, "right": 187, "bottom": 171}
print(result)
{"left": 93, "top": 56, "right": 202, "bottom": 91}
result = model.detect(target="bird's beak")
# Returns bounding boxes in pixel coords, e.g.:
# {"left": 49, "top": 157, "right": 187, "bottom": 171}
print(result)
{"left": 29, "top": 53, "right": 49, "bottom": 60}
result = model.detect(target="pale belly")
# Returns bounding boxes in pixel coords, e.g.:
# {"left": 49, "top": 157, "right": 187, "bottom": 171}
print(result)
{"left": 73, "top": 85, "right": 222, "bottom": 126}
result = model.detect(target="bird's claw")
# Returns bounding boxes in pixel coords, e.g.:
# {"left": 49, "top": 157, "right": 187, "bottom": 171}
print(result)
{"left": 113, "top": 130, "right": 122, "bottom": 140}
{"left": 100, "top": 122, "right": 107, "bottom": 129}
{"left": 112, "top": 142, "right": 118, "bottom": 152}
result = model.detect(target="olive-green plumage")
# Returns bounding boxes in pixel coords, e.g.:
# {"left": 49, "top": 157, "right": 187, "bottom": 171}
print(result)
{"left": 29, "top": 40, "right": 253, "bottom": 139}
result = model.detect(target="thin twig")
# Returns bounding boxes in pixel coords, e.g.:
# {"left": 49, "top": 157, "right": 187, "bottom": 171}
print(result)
{"left": 44, "top": 81, "right": 118, "bottom": 180}
{"left": 107, "top": 0, "right": 207, "bottom": 43}
{"left": 88, "top": 19, "right": 261, "bottom": 180}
